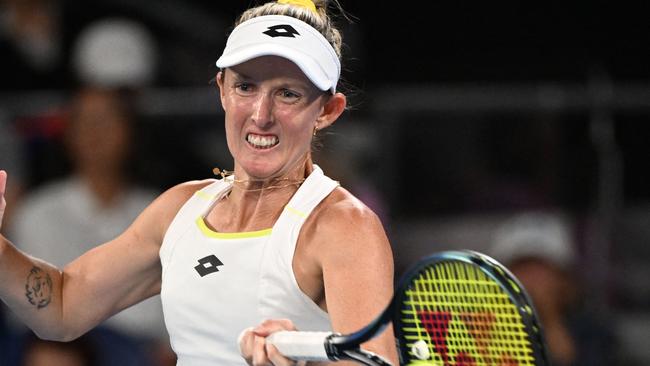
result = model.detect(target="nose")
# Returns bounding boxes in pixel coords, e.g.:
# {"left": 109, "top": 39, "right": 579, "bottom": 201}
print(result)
{"left": 252, "top": 93, "right": 274, "bottom": 128}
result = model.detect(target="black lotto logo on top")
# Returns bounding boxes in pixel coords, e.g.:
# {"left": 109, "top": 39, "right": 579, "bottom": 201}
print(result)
{"left": 264, "top": 24, "right": 300, "bottom": 38}
{"left": 194, "top": 255, "right": 224, "bottom": 277}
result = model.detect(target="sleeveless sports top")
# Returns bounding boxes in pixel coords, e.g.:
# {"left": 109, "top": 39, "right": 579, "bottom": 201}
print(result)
{"left": 159, "top": 166, "right": 339, "bottom": 366}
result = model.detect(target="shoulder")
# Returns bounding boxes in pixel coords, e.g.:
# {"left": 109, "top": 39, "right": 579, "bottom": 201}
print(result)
{"left": 148, "top": 178, "right": 216, "bottom": 219}
{"left": 130, "top": 179, "right": 217, "bottom": 243}
{"left": 316, "top": 186, "right": 384, "bottom": 231}
{"left": 301, "top": 186, "right": 394, "bottom": 301}
{"left": 305, "top": 186, "right": 391, "bottom": 258}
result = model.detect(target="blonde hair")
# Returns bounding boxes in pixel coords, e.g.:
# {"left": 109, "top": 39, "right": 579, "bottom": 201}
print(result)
{"left": 235, "top": 0, "right": 344, "bottom": 61}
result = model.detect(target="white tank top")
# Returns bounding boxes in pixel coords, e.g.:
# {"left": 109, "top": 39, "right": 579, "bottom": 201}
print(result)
{"left": 159, "top": 166, "right": 339, "bottom": 366}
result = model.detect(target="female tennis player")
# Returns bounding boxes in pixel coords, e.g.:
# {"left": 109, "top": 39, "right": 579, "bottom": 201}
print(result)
{"left": 0, "top": 0, "right": 398, "bottom": 365}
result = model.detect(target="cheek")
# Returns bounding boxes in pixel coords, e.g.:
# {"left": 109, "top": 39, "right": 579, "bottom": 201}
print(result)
{"left": 226, "top": 96, "right": 261, "bottom": 128}
{"left": 280, "top": 106, "right": 319, "bottom": 135}
{"left": 223, "top": 98, "right": 250, "bottom": 131}
{"left": 224, "top": 117, "right": 241, "bottom": 154}
{"left": 281, "top": 116, "right": 314, "bottom": 148}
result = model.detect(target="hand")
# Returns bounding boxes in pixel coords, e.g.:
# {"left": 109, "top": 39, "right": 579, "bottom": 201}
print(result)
{"left": 239, "top": 319, "right": 307, "bottom": 366}
{"left": 0, "top": 170, "right": 7, "bottom": 231}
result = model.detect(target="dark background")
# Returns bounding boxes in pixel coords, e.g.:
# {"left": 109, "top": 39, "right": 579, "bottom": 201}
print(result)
{"left": 19, "top": 1, "right": 650, "bottom": 86}
{"left": 13, "top": 0, "right": 646, "bottom": 210}
{"left": 2, "top": 1, "right": 650, "bottom": 364}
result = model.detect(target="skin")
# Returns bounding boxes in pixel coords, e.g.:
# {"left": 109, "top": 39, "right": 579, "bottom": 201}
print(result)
{"left": 0, "top": 55, "right": 398, "bottom": 366}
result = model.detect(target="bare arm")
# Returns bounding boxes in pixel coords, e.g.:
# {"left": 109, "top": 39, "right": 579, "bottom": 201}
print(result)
{"left": 314, "top": 194, "right": 398, "bottom": 365}
{"left": 0, "top": 170, "right": 205, "bottom": 341}
{"left": 239, "top": 189, "right": 398, "bottom": 365}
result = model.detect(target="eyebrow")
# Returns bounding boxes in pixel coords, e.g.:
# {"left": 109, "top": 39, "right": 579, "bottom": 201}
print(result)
{"left": 228, "top": 68, "right": 316, "bottom": 94}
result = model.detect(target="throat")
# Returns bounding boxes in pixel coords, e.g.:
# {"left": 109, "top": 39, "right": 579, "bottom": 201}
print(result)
{"left": 209, "top": 187, "right": 297, "bottom": 233}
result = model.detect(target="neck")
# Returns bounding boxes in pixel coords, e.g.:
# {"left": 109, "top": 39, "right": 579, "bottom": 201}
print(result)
{"left": 222, "top": 152, "right": 313, "bottom": 193}
{"left": 228, "top": 157, "right": 312, "bottom": 205}
{"left": 209, "top": 157, "right": 313, "bottom": 232}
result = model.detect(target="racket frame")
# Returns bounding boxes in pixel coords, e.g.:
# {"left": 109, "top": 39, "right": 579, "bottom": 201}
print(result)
{"left": 269, "top": 249, "right": 549, "bottom": 366}
{"left": 392, "top": 249, "right": 550, "bottom": 366}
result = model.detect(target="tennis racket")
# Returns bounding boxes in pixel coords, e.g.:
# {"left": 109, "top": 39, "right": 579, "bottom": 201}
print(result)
{"left": 266, "top": 249, "right": 549, "bottom": 365}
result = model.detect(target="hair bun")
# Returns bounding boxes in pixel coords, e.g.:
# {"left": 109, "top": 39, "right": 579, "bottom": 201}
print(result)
{"left": 277, "top": 0, "right": 318, "bottom": 14}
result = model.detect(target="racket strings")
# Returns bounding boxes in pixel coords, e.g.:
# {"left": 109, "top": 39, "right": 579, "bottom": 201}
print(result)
{"left": 400, "top": 262, "right": 536, "bottom": 365}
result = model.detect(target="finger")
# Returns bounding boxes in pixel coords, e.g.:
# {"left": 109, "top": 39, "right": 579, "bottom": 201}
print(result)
{"left": 0, "top": 170, "right": 7, "bottom": 230}
{"left": 252, "top": 334, "right": 271, "bottom": 366}
{"left": 0, "top": 170, "right": 7, "bottom": 196}
{"left": 238, "top": 327, "right": 255, "bottom": 365}
{"left": 253, "top": 318, "right": 296, "bottom": 337}
{"left": 266, "top": 343, "right": 301, "bottom": 366}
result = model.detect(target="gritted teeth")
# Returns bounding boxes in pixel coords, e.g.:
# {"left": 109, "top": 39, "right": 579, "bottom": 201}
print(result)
{"left": 246, "top": 133, "right": 279, "bottom": 149}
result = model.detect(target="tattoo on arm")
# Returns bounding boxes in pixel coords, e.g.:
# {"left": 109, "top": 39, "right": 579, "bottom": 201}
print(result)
{"left": 25, "top": 266, "right": 53, "bottom": 309}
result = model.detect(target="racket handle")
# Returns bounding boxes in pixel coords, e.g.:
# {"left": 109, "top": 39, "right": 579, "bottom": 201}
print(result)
{"left": 266, "top": 330, "right": 333, "bottom": 361}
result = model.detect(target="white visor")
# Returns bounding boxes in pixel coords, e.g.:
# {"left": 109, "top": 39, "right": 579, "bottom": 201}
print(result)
{"left": 216, "top": 15, "right": 340, "bottom": 93}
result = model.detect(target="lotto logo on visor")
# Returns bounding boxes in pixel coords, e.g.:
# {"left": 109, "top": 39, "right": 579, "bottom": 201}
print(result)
{"left": 263, "top": 24, "right": 299, "bottom": 38}
{"left": 216, "top": 15, "right": 340, "bottom": 93}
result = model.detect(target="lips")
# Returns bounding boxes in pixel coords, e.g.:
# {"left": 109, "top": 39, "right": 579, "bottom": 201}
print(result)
{"left": 246, "top": 133, "right": 279, "bottom": 149}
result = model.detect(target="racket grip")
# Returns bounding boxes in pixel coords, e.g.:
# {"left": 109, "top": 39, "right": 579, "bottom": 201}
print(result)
{"left": 266, "top": 330, "right": 333, "bottom": 361}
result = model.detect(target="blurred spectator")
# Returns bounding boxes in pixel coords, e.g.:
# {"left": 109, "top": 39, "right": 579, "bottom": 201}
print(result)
{"left": 7, "top": 327, "right": 153, "bottom": 366}
{"left": 0, "top": 116, "right": 26, "bottom": 342}
{"left": 0, "top": 0, "right": 69, "bottom": 90}
{"left": 490, "top": 211, "right": 615, "bottom": 366}
{"left": 20, "top": 331, "right": 97, "bottom": 366}
{"left": 5, "top": 16, "right": 172, "bottom": 363}
{"left": 71, "top": 17, "right": 157, "bottom": 89}
{"left": 0, "top": 117, "right": 26, "bottom": 248}
{"left": 8, "top": 87, "right": 171, "bottom": 365}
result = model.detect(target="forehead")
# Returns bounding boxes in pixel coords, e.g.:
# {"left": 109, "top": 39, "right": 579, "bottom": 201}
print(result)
{"left": 226, "top": 55, "right": 314, "bottom": 86}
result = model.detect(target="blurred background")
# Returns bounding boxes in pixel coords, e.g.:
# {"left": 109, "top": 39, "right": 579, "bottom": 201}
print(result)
{"left": 1, "top": 0, "right": 648, "bottom": 365}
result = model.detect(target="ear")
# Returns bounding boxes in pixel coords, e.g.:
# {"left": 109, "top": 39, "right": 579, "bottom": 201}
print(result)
{"left": 315, "top": 92, "right": 346, "bottom": 130}
{"left": 216, "top": 71, "right": 227, "bottom": 111}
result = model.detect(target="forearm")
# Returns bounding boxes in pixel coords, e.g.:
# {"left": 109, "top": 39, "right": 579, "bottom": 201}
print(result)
{"left": 0, "top": 233, "right": 71, "bottom": 340}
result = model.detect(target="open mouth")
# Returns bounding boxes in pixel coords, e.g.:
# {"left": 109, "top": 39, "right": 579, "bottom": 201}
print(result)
{"left": 246, "top": 133, "right": 279, "bottom": 149}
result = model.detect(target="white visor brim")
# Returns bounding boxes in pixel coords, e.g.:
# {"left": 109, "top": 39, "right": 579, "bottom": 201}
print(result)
{"left": 216, "top": 15, "right": 340, "bottom": 93}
